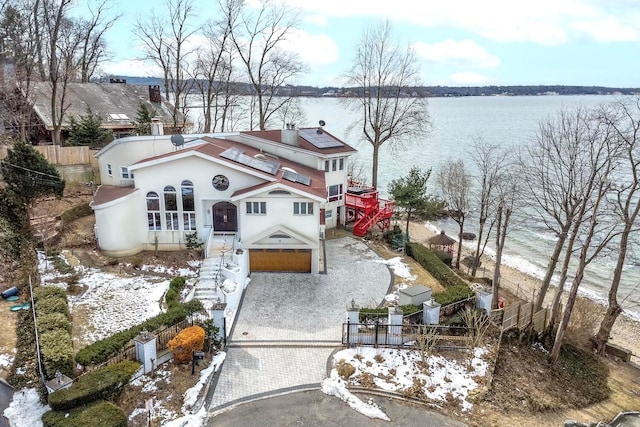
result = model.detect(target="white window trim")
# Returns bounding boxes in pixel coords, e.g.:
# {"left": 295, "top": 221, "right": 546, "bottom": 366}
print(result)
{"left": 294, "top": 202, "right": 314, "bottom": 215}
{"left": 246, "top": 201, "right": 267, "bottom": 215}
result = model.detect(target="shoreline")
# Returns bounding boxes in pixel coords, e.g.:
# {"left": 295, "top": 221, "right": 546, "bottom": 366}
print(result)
{"left": 407, "top": 221, "right": 640, "bottom": 358}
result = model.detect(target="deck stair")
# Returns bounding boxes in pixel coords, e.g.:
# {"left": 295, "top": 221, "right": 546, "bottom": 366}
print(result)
{"left": 345, "top": 182, "right": 394, "bottom": 237}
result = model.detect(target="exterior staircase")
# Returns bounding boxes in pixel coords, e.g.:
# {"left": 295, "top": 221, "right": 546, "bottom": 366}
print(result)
{"left": 193, "top": 233, "right": 236, "bottom": 301}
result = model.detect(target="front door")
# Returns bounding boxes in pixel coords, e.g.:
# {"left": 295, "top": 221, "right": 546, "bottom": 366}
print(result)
{"left": 213, "top": 202, "right": 237, "bottom": 232}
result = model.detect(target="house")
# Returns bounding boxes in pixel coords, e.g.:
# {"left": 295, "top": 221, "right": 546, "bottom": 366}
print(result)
{"left": 90, "top": 125, "right": 356, "bottom": 274}
{"left": 28, "top": 80, "right": 189, "bottom": 144}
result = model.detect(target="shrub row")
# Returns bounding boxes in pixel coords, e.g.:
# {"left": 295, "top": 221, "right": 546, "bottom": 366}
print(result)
{"left": 34, "top": 286, "right": 74, "bottom": 378}
{"left": 48, "top": 360, "right": 140, "bottom": 411}
{"left": 405, "top": 242, "right": 473, "bottom": 305}
{"left": 359, "top": 305, "right": 422, "bottom": 322}
{"left": 166, "top": 276, "right": 186, "bottom": 309}
{"left": 42, "top": 400, "right": 127, "bottom": 427}
{"left": 60, "top": 203, "right": 93, "bottom": 226}
{"left": 75, "top": 299, "right": 203, "bottom": 366}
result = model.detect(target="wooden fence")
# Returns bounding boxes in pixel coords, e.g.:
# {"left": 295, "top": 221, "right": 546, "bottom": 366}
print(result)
{"left": 0, "top": 145, "right": 99, "bottom": 167}
{"left": 500, "top": 302, "right": 553, "bottom": 334}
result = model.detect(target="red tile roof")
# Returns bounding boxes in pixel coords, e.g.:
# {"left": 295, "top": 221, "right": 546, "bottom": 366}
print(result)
{"left": 91, "top": 185, "right": 137, "bottom": 207}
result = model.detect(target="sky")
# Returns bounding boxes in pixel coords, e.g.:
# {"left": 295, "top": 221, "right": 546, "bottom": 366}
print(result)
{"left": 84, "top": 0, "right": 640, "bottom": 88}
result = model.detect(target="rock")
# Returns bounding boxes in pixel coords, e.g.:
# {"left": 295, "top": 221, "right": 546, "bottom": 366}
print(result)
{"left": 461, "top": 232, "right": 476, "bottom": 240}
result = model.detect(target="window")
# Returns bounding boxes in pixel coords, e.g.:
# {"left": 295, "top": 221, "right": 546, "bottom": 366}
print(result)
{"left": 339, "top": 158, "right": 344, "bottom": 170}
{"left": 181, "top": 180, "right": 196, "bottom": 230}
{"left": 107, "top": 164, "right": 112, "bottom": 176}
{"left": 332, "top": 159, "right": 337, "bottom": 171}
{"left": 294, "top": 202, "right": 314, "bottom": 215}
{"left": 121, "top": 167, "right": 134, "bottom": 179}
{"left": 164, "top": 186, "right": 178, "bottom": 230}
{"left": 246, "top": 201, "right": 266, "bottom": 214}
{"left": 326, "top": 210, "right": 333, "bottom": 219}
{"left": 328, "top": 184, "right": 343, "bottom": 202}
{"left": 146, "top": 192, "right": 161, "bottom": 230}
{"left": 324, "top": 160, "right": 330, "bottom": 172}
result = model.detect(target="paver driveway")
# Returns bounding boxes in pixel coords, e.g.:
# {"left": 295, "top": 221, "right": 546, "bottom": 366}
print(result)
{"left": 207, "top": 237, "right": 392, "bottom": 413}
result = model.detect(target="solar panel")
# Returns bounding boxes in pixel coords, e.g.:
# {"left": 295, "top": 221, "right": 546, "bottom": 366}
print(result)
{"left": 282, "top": 169, "right": 311, "bottom": 186}
{"left": 220, "top": 147, "right": 280, "bottom": 175}
{"left": 299, "top": 128, "right": 343, "bottom": 149}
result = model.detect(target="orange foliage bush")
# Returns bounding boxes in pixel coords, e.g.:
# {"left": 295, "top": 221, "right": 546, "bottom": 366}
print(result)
{"left": 167, "top": 325, "right": 205, "bottom": 364}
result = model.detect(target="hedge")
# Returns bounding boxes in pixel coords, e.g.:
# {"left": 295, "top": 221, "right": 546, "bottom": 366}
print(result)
{"left": 37, "top": 312, "right": 72, "bottom": 335}
{"left": 405, "top": 242, "right": 473, "bottom": 305}
{"left": 40, "top": 329, "right": 74, "bottom": 378}
{"left": 34, "top": 286, "right": 68, "bottom": 302}
{"left": 60, "top": 203, "right": 93, "bottom": 227}
{"left": 35, "top": 297, "right": 70, "bottom": 318}
{"left": 75, "top": 299, "right": 204, "bottom": 366}
{"left": 359, "top": 305, "right": 422, "bottom": 322}
{"left": 166, "top": 276, "right": 187, "bottom": 309}
{"left": 48, "top": 361, "right": 140, "bottom": 411}
{"left": 42, "top": 400, "right": 127, "bottom": 427}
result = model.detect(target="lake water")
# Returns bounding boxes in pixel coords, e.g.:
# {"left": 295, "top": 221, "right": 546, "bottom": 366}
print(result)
{"left": 192, "top": 95, "right": 640, "bottom": 320}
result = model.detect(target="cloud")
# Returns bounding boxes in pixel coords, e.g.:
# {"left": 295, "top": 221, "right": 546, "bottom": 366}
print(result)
{"left": 281, "top": 0, "right": 640, "bottom": 46}
{"left": 282, "top": 29, "right": 339, "bottom": 66}
{"left": 571, "top": 18, "right": 639, "bottom": 42}
{"left": 303, "top": 14, "right": 328, "bottom": 26}
{"left": 448, "top": 71, "right": 494, "bottom": 85}
{"left": 414, "top": 40, "right": 499, "bottom": 69}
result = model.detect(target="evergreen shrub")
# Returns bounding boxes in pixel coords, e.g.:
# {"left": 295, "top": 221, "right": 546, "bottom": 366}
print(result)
{"left": 40, "top": 329, "right": 74, "bottom": 378}
{"left": 42, "top": 400, "right": 127, "bottom": 427}
{"left": 48, "top": 361, "right": 140, "bottom": 411}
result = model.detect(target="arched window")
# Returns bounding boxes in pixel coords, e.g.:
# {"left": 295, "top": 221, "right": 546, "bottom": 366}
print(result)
{"left": 146, "top": 191, "right": 161, "bottom": 230}
{"left": 181, "top": 180, "right": 196, "bottom": 230}
{"left": 164, "top": 186, "right": 178, "bottom": 230}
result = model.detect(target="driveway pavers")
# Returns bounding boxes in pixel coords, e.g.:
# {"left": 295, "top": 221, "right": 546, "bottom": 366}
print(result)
{"left": 207, "top": 237, "right": 392, "bottom": 414}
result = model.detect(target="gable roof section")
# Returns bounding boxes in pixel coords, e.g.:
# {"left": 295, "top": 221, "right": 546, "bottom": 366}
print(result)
{"left": 128, "top": 136, "right": 327, "bottom": 199}
{"left": 29, "top": 82, "right": 188, "bottom": 130}
{"left": 244, "top": 224, "right": 317, "bottom": 248}
{"left": 241, "top": 128, "right": 356, "bottom": 155}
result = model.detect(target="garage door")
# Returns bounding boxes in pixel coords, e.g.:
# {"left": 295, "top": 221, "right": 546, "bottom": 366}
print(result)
{"left": 249, "top": 249, "right": 311, "bottom": 273}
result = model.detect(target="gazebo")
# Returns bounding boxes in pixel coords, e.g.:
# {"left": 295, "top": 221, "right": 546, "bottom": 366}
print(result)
{"left": 428, "top": 230, "right": 455, "bottom": 256}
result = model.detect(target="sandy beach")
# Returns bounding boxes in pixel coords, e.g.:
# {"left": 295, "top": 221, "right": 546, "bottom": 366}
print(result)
{"left": 407, "top": 221, "right": 640, "bottom": 359}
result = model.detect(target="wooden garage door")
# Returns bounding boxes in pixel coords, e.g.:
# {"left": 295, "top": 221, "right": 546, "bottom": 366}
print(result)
{"left": 249, "top": 249, "right": 311, "bottom": 273}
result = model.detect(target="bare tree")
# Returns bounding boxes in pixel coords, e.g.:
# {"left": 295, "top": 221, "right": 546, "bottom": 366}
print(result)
{"left": 469, "top": 140, "right": 504, "bottom": 276}
{"left": 492, "top": 161, "right": 524, "bottom": 307}
{"left": 437, "top": 159, "right": 471, "bottom": 269}
{"left": 343, "top": 20, "right": 430, "bottom": 189}
{"left": 592, "top": 98, "right": 640, "bottom": 355}
{"left": 75, "top": 0, "right": 120, "bottom": 83}
{"left": 223, "top": 0, "right": 305, "bottom": 130}
{"left": 0, "top": 1, "right": 40, "bottom": 141}
{"left": 134, "top": 0, "right": 199, "bottom": 129}
{"left": 42, "top": 0, "right": 79, "bottom": 145}
{"left": 523, "top": 108, "right": 600, "bottom": 311}
{"left": 549, "top": 110, "right": 620, "bottom": 364}
{"left": 192, "top": 12, "right": 235, "bottom": 133}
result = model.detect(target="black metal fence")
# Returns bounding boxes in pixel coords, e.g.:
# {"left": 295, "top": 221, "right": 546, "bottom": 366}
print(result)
{"left": 342, "top": 322, "right": 472, "bottom": 350}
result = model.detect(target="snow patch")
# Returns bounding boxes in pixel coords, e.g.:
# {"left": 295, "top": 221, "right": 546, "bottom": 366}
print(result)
{"left": 4, "top": 388, "right": 50, "bottom": 427}
{"left": 375, "top": 257, "right": 416, "bottom": 281}
{"left": 322, "top": 376, "right": 390, "bottom": 421}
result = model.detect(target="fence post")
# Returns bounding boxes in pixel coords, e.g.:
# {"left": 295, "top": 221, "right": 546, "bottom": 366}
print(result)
{"left": 134, "top": 330, "right": 157, "bottom": 374}
{"left": 211, "top": 302, "right": 227, "bottom": 344}
{"left": 388, "top": 306, "right": 403, "bottom": 346}
{"left": 346, "top": 303, "right": 360, "bottom": 346}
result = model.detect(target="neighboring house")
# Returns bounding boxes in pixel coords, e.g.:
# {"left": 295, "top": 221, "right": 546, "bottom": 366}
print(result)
{"left": 90, "top": 126, "right": 356, "bottom": 274}
{"left": 28, "top": 80, "right": 189, "bottom": 144}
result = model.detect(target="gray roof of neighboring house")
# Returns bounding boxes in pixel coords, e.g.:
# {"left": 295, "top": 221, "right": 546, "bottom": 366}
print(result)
{"left": 29, "top": 82, "right": 188, "bottom": 130}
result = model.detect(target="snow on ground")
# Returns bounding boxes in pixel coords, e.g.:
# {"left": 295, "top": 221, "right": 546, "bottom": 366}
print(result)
{"left": 322, "top": 376, "right": 391, "bottom": 421}
{"left": 327, "top": 346, "right": 489, "bottom": 412}
{"left": 3, "top": 388, "right": 50, "bottom": 427}
{"left": 36, "top": 250, "right": 199, "bottom": 342}
{"left": 0, "top": 352, "right": 14, "bottom": 370}
{"left": 375, "top": 257, "right": 416, "bottom": 282}
{"left": 128, "top": 352, "right": 227, "bottom": 426}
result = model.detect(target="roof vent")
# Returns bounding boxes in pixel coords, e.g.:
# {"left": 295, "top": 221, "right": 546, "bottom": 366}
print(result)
{"left": 254, "top": 153, "right": 268, "bottom": 161}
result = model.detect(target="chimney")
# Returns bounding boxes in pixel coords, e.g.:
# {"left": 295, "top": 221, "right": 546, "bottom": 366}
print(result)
{"left": 150, "top": 116, "right": 164, "bottom": 136}
{"left": 149, "top": 85, "right": 161, "bottom": 103}
{"left": 281, "top": 123, "right": 299, "bottom": 146}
